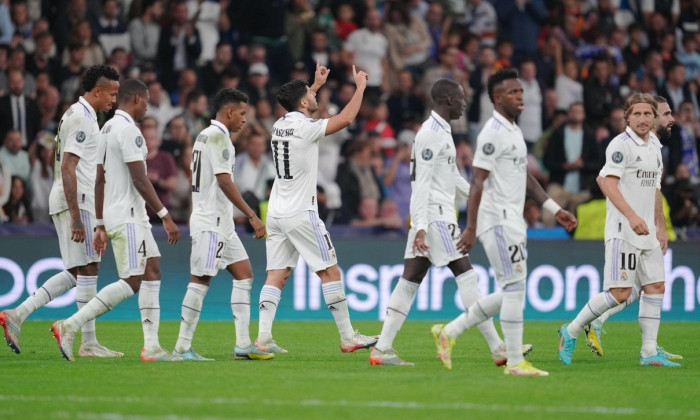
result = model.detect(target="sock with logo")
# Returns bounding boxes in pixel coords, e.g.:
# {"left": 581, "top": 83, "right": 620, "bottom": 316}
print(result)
{"left": 257, "top": 285, "right": 281, "bottom": 344}
{"left": 231, "top": 278, "right": 253, "bottom": 348}
{"left": 76, "top": 275, "right": 99, "bottom": 345}
{"left": 456, "top": 270, "right": 503, "bottom": 353}
{"left": 568, "top": 291, "right": 620, "bottom": 337}
{"left": 322, "top": 280, "right": 354, "bottom": 341}
{"left": 639, "top": 293, "right": 663, "bottom": 358}
{"left": 174, "top": 282, "right": 209, "bottom": 353}
{"left": 139, "top": 280, "right": 163, "bottom": 352}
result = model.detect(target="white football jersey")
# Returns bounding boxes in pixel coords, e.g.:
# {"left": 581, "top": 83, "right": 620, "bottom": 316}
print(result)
{"left": 267, "top": 111, "right": 329, "bottom": 218}
{"left": 471, "top": 111, "right": 528, "bottom": 236}
{"left": 409, "top": 111, "right": 470, "bottom": 231}
{"left": 98, "top": 110, "right": 149, "bottom": 231}
{"left": 48, "top": 97, "right": 100, "bottom": 215}
{"left": 600, "top": 127, "right": 662, "bottom": 250}
{"left": 189, "top": 120, "right": 236, "bottom": 237}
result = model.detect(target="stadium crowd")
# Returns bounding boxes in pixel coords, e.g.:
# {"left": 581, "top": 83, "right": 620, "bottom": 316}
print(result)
{"left": 0, "top": 0, "right": 699, "bottom": 239}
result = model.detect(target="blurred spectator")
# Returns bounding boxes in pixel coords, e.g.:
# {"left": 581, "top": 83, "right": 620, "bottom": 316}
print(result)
{"left": 181, "top": 89, "right": 209, "bottom": 140}
{"left": 169, "top": 144, "right": 192, "bottom": 224}
{"left": 285, "top": 0, "right": 315, "bottom": 63}
{"left": 461, "top": 0, "right": 497, "bottom": 47}
{"left": 336, "top": 138, "right": 382, "bottom": 224}
{"left": 173, "top": 68, "right": 198, "bottom": 107}
{"left": 659, "top": 62, "right": 693, "bottom": 112}
{"left": 1, "top": 47, "right": 36, "bottom": 97}
{"left": 0, "top": 69, "right": 40, "bottom": 147}
{"left": 677, "top": 33, "right": 700, "bottom": 81}
{"left": 0, "top": 129, "right": 29, "bottom": 182}
{"left": 243, "top": 62, "right": 274, "bottom": 106}
{"left": 187, "top": 0, "right": 223, "bottom": 65}
{"left": 542, "top": 102, "right": 600, "bottom": 226}
{"left": 29, "top": 135, "right": 52, "bottom": 223}
{"left": 554, "top": 51, "right": 583, "bottom": 111}
{"left": 494, "top": 39, "right": 514, "bottom": 70}
{"left": 364, "top": 102, "right": 396, "bottom": 157}
{"left": 495, "top": 0, "right": 547, "bottom": 65}
{"left": 424, "top": 2, "right": 449, "bottom": 60}
{"left": 315, "top": 85, "right": 345, "bottom": 213}
{"left": 10, "top": 0, "right": 33, "bottom": 50}
{"left": 524, "top": 198, "right": 543, "bottom": 228}
{"left": 583, "top": 56, "right": 621, "bottom": 128}
{"left": 382, "top": 135, "right": 412, "bottom": 223}
{"left": 161, "top": 115, "right": 191, "bottom": 159}
{"left": 519, "top": 59, "right": 543, "bottom": 149}
{"left": 2, "top": 175, "right": 31, "bottom": 223}
{"left": 199, "top": 41, "right": 235, "bottom": 97}
{"left": 302, "top": 29, "right": 344, "bottom": 88}
{"left": 144, "top": 125, "right": 177, "bottom": 221}
{"left": 145, "top": 81, "right": 179, "bottom": 136}
{"left": 384, "top": 1, "right": 431, "bottom": 85}
{"left": 422, "top": 45, "right": 468, "bottom": 110}
{"left": 386, "top": 69, "right": 424, "bottom": 133}
{"left": 622, "top": 23, "right": 647, "bottom": 76}
{"left": 106, "top": 47, "right": 130, "bottom": 77}
{"left": 467, "top": 46, "right": 496, "bottom": 141}
{"left": 37, "top": 85, "right": 59, "bottom": 133}
{"left": 234, "top": 132, "right": 276, "bottom": 212}
{"left": 254, "top": 98, "right": 276, "bottom": 134}
{"left": 342, "top": 8, "right": 389, "bottom": 100}
{"left": 61, "top": 19, "right": 105, "bottom": 68}
{"left": 572, "top": 180, "right": 606, "bottom": 240}
{"left": 128, "top": 0, "right": 163, "bottom": 67}
{"left": 26, "top": 31, "right": 60, "bottom": 83}
{"left": 0, "top": 0, "right": 14, "bottom": 45}
{"left": 57, "top": 42, "right": 86, "bottom": 102}
{"left": 157, "top": 0, "right": 202, "bottom": 92}
{"left": 53, "top": 0, "right": 90, "bottom": 55}
{"left": 670, "top": 180, "right": 700, "bottom": 228}
{"left": 350, "top": 196, "right": 403, "bottom": 230}
{"left": 93, "top": 0, "right": 129, "bottom": 57}
{"left": 334, "top": 3, "right": 357, "bottom": 42}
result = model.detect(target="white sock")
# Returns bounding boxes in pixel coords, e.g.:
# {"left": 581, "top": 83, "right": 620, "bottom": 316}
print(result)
{"left": 598, "top": 287, "right": 640, "bottom": 324}
{"left": 76, "top": 275, "right": 98, "bottom": 344}
{"left": 375, "top": 278, "right": 418, "bottom": 351}
{"left": 322, "top": 280, "right": 354, "bottom": 341}
{"left": 174, "top": 282, "right": 209, "bottom": 353}
{"left": 456, "top": 270, "right": 503, "bottom": 353}
{"left": 500, "top": 282, "right": 525, "bottom": 366}
{"left": 639, "top": 293, "right": 663, "bottom": 358}
{"left": 444, "top": 291, "right": 502, "bottom": 338}
{"left": 257, "top": 285, "right": 281, "bottom": 344}
{"left": 231, "top": 278, "right": 253, "bottom": 348}
{"left": 139, "top": 280, "right": 163, "bottom": 352}
{"left": 16, "top": 270, "right": 76, "bottom": 322}
{"left": 568, "top": 291, "right": 620, "bottom": 337}
{"left": 65, "top": 280, "right": 133, "bottom": 334}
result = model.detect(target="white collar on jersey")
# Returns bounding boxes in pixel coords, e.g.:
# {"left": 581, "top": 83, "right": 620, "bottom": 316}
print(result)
{"left": 492, "top": 110, "right": 517, "bottom": 132}
{"left": 284, "top": 111, "right": 308, "bottom": 120}
{"left": 429, "top": 110, "right": 451, "bottom": 133}
{"left": 624, "top": 126, "right": 654, "bottom": 146}
{"left": 114, "top": 110, "right": 134, "bottom": 124}
{"left": 210, "top": 119, "right": 230, "bottom": 137}
{"left": 78, "top": 96, "right": 98, "bottom": 121}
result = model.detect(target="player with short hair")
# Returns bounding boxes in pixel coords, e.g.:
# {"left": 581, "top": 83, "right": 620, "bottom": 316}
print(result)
{"left": 558, "top": 93, "right": 681, "bottom": 367}
{"left": 171, "top": 88, "right": 272, "bottom": 361}
{"left": 582, "top": 96, "right": 682, "bottom": 361}
{"left": 431, "top": 68, "right": 577, "bottom": 376}
{"left": 51, "top": 79, "right": 181, "bottom": 361}
{"left": 370, "top": 79, "right": 531, "bottom": 367}
{"left": 1, "top": 65, "right": 121, "bottom": 358}
{"left": 255, "top": 61, "right": 377, "bottom": 353}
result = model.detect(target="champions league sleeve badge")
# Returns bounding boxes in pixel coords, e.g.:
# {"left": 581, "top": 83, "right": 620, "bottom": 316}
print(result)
{"left": 421, "top": 148, "right": 433, "bottom": 160}
{"left": 483, "top": 143, "right": 495, "bottom": 155}
{"left": 223, "top": 149, "right": 230, "bottom": 160}
{"left": 135, "top": 136, "right": 144, "bottom": 147}
{"left": 76, "top": 131, "right": 86, "bottom": 143}
{"left": 612, "top": 151, "right": 623, "bottom": 163}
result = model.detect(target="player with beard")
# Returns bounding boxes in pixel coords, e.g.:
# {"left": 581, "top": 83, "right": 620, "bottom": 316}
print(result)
{"left": 580, "top": 95, "right": 683, "bottom": 361}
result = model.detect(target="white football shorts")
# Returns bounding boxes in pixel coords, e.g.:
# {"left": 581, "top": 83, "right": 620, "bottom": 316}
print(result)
{"left": 108, "top": 222, "right": 160, "bottom": 279}
{"left": 190, "top": 230, "right": 249, "bottom": 277}
{"left": 479, "top": 225, "right": 528, "bottom": 286}
{"left": 603, "top": 238, "right": 664, "bottom": 290}
{"left": 404, "top": 221, "right": 465, "bottom": 267}
{"left": 266, "top": 210, "right": 337, "bottom": 272}
{"left": 52, "top": 209, "right": 101, "bottom": 269}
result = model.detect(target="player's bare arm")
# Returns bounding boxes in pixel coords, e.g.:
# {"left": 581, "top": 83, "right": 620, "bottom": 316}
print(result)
{"left": 602, "top": 175, "right": 649, "bottom": 235}
{"left": 127, "top": 160, "right": 180, "bottom": 245}
{"left": 310, "top": 59, "right": 329, "bottom": 93}
{"left": 325, "top": 65, "right": 367, "bottom": 136}
{"left": 215, "top": 173, "right": 266, "bottom": 239}
{"left": 62, "top": 151, "right": 85, "bottom": 243}
{"left": 457, "top": 167, "right": 489, "bottom": 254}
{"left": 525, "top": 172, "right": 578, "bottom": 231}
{"left": 655, "top": 189, "right": 668, "bottom": 254}
{"left": 92, "top": 163, "right": 108, "bottom": 256}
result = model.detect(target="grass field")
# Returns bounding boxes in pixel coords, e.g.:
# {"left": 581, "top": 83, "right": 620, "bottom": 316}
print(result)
{"left": 0, "top": 320, "right": 697, "bottom": 419}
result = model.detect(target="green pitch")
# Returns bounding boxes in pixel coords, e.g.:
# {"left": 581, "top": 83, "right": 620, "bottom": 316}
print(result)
{"left": 1, "top": 320, "right": 697, "bottom": 419}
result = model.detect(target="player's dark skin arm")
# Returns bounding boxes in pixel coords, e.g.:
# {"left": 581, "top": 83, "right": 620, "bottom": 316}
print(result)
{"left": 456, "top": 167, "right": 489, "bottom": 254}
{"left": 216, "top": 173, "right": 266, "bottom": 239}
{"left": 62, "top": 152, "right": 85, "bottom": 243}
{"left": 128, "top": 161, "right": 180, "bottom": 244}
{"left": 527, "top": 171, "right": 578, "bottom": 231}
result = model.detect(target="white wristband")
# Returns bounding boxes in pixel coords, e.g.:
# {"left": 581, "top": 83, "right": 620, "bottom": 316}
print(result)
{"left": 157, "top": 208, "right": 169, "bottom": 219}
{"left": 96, "top": 219, "right": 104, "bottom": 226}
{"left": 542, "top": 198, "right": 562, "bottom": 215}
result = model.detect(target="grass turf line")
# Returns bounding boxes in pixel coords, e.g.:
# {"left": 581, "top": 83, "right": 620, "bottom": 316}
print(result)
{"left": 0, "top": 320, "right": 697, "bottom": 419}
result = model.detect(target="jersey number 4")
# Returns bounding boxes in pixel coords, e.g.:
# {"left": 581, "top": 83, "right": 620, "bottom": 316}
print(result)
{"left": 272, "top": 141, "right": 293, "bottom": 179}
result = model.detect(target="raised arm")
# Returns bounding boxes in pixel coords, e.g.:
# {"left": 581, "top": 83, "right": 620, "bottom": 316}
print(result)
{"left": 325, "top": 65, "right": 367, "bottom": 136}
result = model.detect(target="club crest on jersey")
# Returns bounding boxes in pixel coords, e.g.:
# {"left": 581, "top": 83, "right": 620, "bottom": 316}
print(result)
{"left": 223, "top": 149, "right": 230, "bottom": 160}
{"left": 135, "top": 136, "right": 143, "bottom": 147}
{"left": 76, "top": 131, "right": 86, "bottom": 143}
{"left": 483, "top": 143, "right": 495, "bottom": 155}
{"left": 421, "top": 148, "right": 433, "bottom": 160}
{"left": 612, "top": 151, "right": 623, "bottom": 163}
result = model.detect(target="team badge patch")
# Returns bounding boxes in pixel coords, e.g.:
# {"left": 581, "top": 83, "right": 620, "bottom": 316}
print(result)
{"left": 223, "top": 149, "right": 230, "bottom": 160}
{"left": 483, "top": 143, "right": 495, "bottom": 155}
{"left": 421, "top": 148, "right": 433, "bottom": 160}
{"left": 76, "top": 131, "right": 86, "bottom": 143}
{"left": 135, "top": 136, "right": 144, "bottom": 147}
{"left": 612, "top": 151, "right": 623, "bottom": 163}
